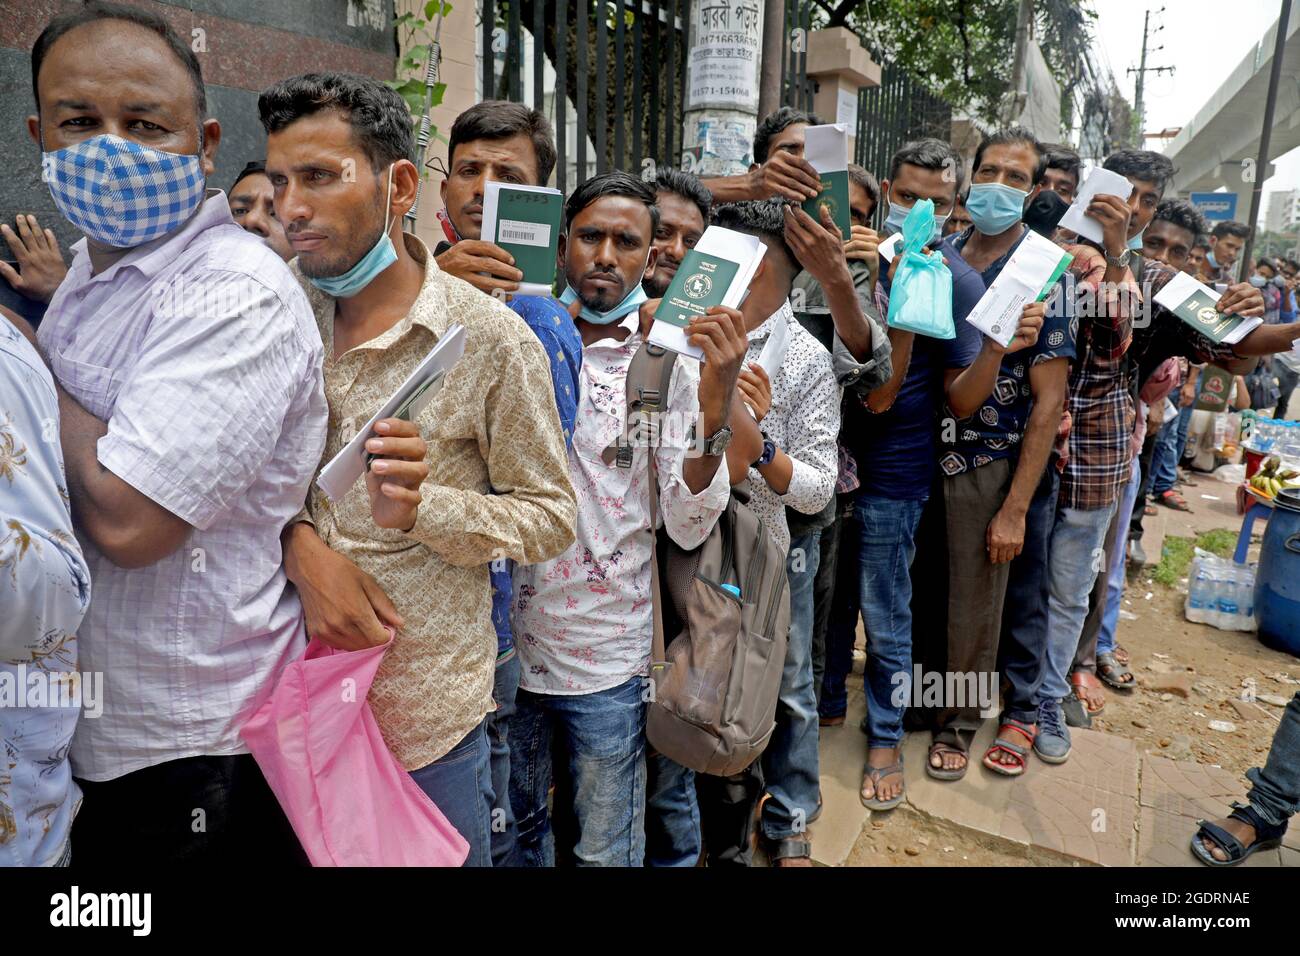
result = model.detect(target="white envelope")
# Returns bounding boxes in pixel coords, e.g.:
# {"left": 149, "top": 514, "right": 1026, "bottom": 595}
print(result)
{"left": 965, "top": 231, "right": 1072, "bottom": 348}
{"left": 316, "top": 324, "right": 467, "bottom": 502}
{"left": 803, "top": 123, "right": 848, "bottom": 174}
{"left": 1057, "top": 167, "right": 1134, "bottom": 244}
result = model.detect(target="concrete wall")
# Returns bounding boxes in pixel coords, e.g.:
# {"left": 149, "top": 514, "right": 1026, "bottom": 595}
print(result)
{"left": 1, "top": 0, "right": 396, "bottom": 258}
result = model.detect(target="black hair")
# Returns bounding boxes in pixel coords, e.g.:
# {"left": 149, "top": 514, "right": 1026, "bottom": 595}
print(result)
{"left": 1257, "top": 257, "right": 1278, "bottom": 272}
{"left": 972, "top": 126, "right": 1046, "bottom": 184}
{"left": 1102, "top": 149, "right": 1176, "bottom": 198}
{"left": 1211, "top": 219, "right": 1250, "bottom": 240}
{"left": 847, "top": 163, "right": 881, "bottom": 211}
{"left": 1193, "top": 234, "right": 1212, "bottom": 251}
{"left": 1042, "top": 143, "right": 1083, "bottom": 187}
{"left": 32, "top": 1, "right": 206, "bottom": 117}
{"left": 753, "top": 107, "right": 822, "bottom": 165}
{"left": 1285, "top": 257, "right": 1300, "bottom": 272}
{"left": 564, "top": 170, "right": 659, "bottom": 233}
{"left": 259, "top": 72, "right": 412, "bottom": 172}
{"left": 448, "top": 100, "right": 557, "bottom": 185}
{"left": 1153, "top": 198, "right": 1208, "bottom": 239}
{"left": 654, "top": 167, "right": 711, "bottom": 225}
{"left": 888, "top": 137, "right": 965, "bottom": 195}
{"left": 710, "top": 199, "right": 796, "bottom": 274}
{"left": 230, "top": 160, "right": 268, "bottom": 193}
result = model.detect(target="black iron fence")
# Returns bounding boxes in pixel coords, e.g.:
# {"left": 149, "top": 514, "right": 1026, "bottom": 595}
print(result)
{"left": 479, "top": 3, "right": 949, "bottom": 196}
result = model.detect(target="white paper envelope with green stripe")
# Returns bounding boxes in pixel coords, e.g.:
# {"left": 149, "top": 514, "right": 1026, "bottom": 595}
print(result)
{"left": 964, "top": 230, "right": 1073, "bottom": 349}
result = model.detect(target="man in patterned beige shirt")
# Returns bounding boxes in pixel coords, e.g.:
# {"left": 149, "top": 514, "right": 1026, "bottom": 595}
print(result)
{"left": 262, "top": 73, "right": 576, "bottom": 867}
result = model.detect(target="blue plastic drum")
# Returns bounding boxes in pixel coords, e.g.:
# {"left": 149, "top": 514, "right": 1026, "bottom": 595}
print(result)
{"left": 1256, "top": 487, "right": 1300, "bottom": 656}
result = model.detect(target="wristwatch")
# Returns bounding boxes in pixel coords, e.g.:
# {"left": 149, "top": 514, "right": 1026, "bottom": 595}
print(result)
{"left": 754, "top": 433, "right": 777, "bottom": 467}
{"left": 1105, "top": 247, "right": 1132, "bottom": 269}
{"left": 699, "top": 424, "right": 733, "bottom": 457}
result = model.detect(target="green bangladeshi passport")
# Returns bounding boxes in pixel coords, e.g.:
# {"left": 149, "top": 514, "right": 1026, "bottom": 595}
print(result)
{"left": 803, "top": 170, "right": 851, "bottom": 239}
{"left": 653, "top": 249, "right": 741, "bottom": 328}
{"left": 484, "top": 182, "right": 563, "bottom": 294}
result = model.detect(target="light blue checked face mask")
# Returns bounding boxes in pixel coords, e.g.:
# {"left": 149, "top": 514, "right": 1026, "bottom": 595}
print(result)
{"left": 42, "top": 134, "right": 205, "bottom": 248}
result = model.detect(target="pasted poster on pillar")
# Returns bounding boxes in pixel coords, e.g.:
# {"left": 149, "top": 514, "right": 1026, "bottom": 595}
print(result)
{"left": 682, "top": 114, "right": 757, "bottom": 176}
{"left": 686, "top": 0, "right": 763, "bottom": 112}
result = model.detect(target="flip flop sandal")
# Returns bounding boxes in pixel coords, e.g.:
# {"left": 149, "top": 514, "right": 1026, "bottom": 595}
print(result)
{"left": 1112, "top": 644, "right": 1130, "bottom": 665}
{"left": 1191, "top": 803, "right": 1289, "bottom": 867}
{"left": 926, "top": 740, "right": 969, "bottom": 781}
{"left": 819, "top": 713, "right": 846, "bottom": 727}
{"left": 1143, "top": 504, "right": 1158, "bottom": 516}
{"left": 1158, "top": 490, "right": 1192, "bottom": 512}
{"left": 1096, "top": 651, "right": 1136, "bottom": 691}
{"left": 860, "top": 758, "right": 905, "bottom": 811}
{"left": 982, "top": 718, "right": 1036, "bottom": 777}
{"left": 1070, "top": 670, "right": 1106, "bottom": 717}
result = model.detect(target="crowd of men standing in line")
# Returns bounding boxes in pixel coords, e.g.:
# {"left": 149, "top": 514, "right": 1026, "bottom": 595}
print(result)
{"left": 4, "top": 0, "right": 1300, "bottom": 869}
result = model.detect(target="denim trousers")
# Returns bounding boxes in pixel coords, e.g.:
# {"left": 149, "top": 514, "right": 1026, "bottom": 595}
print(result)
{"left": 644, "top": 752, "right": 700, "bottom": 867}
{"left": 823, "top": 495, "right": 926, "bottom": 747}
{"left": 1151, "top": 404, "right": 1194, "bottom": 496}
{"left": 408, "top": 719, "right": 494, "bottom": 867}
{"left": 508, "top": 674, "right": 647, "bottom": 866}
{"left": 1098, "top": 458, "right": 1142, "bottom": 657}
{"left": 1246, "top": 691, "right": 1300, "bottom": 826}
{"left": 1037, "top": 500, "right": 1120, "bottom": 705}
{"left": 997, "top": 461, "right": 1061, "bottom": 724}
{"left": 1274, "top": 357, "right": 1299, "bottom": 420}
{"left": 759, "top": 531, "right": 823, "bottom": 840}
{"left": 486, "top": 651, "right": 521, "bottom": 866}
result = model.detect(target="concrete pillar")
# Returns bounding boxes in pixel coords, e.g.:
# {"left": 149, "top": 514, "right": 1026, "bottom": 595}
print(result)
{"left": 680, "top": 0, "right": 765, "bottom": 176}
{"left": 804, "top": 27, "right": 880, "bottom": 160}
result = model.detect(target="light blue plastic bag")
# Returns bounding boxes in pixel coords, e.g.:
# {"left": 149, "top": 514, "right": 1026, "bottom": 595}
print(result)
{"left": 886, "top": 198, "right": 955, "bottom": 339}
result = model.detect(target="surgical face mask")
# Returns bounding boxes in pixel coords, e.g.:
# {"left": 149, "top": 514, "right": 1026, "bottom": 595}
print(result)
{"left": 965, "top": 181, "right": 1029, "bottom": 235}
{"left": 1127, "top": 227, "right": 1146, "bottom": 251}
{"left": 884, "top": 192, "right": 948, "bottom": 244}
{"left": 560, "top": 281, "right": 648, "bottom": 325}
{"left": 1249, "top": 275, "right": 1268, "bottom": 288}
{"left": 42, "top": 133, "right": 205, "bottom": 248}
{"left": 1273, "top": 274, "right": 1287, "bottom": 288}
{"left": 1207, "top": 249, "right": 1220, "bottom": 270}
{"left": 308, "top": 165, "right": 398, "bottom": 298}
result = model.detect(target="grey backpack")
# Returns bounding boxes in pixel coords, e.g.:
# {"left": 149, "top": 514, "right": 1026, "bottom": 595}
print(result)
{"left": 603, "top": 341, "right": 790, "bottom": 776}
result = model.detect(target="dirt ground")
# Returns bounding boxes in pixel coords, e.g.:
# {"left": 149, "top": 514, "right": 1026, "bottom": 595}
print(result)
{"left": 840, "top": 469, "right": 1300, "bottom": 867}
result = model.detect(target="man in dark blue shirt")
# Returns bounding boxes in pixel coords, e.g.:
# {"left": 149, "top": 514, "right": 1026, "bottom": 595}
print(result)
{"left": 917, "top": 127, "right": 1074, "bottom": 784}
{"left": 432, "top": 101, "right": 581, "bottom": 866}
{"left": 822, "top": 138, "right": 1043, "bottom": 810}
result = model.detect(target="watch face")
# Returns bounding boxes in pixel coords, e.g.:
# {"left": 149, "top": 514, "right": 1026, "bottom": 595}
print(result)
{"left": 705, "top": 427, "right": 732, "bottom": 455}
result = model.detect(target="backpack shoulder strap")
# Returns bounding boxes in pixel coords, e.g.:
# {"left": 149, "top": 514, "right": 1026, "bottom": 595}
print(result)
{"left": 602, "top": 341, "right": 676, "bottom": 466}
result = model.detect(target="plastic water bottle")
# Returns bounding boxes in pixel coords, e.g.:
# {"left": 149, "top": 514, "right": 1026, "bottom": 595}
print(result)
{"left": 1187, "top": 565, "right": 1212, "bottom": 623}
{"left": 1217, "top": 568, "right": 1240, "bottom": 630}
{"left": 1241, "top": 565, "right": 1256, "bottom": 627}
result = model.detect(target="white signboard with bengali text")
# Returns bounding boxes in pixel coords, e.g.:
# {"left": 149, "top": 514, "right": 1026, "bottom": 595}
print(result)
{"left": 686, "top": 0, "right": 763, "bottom": 111}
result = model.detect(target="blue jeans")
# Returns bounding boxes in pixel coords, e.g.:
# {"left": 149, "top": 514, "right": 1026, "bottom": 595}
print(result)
{"left": 508, "top": 674, "right": 647, "bottom": 866}
{"left": 824, "top": 495, "right": 925, "bottom": 748}
{"left": 486, "top": 651, "right": 520, "bottom": 866}
{"left": 1151, "top": 404, "right": 1194, "bottom": 496}
{"left": 1098, "top": 458, "right": 1141, "bottom": 658}
{"left": 644, "top": 752, "right": 699, "bottom": 867}
{"left": 998, "top": 462, "right": 1061, "bottom": 724}
{"left": 1037, "top": 501, "right": 1119, "bottom": 705}
{"left": 408, "top": 719, "right": 494, "bottom": 867}
{"left": 1246, "top": 692, "right": 1300, "bottom": 826}
{"left": 761, "top": 531, "right": 822, "bottom": 840}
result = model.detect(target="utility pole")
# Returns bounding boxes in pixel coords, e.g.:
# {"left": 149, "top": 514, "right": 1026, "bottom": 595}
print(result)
{"left": 1128, "top": 7, "right": 1174, "bottom": 146}
{"left": 1241, "top": 0, "right": 1294, "bottom": 270}
{"left": 758, "top": 0, "right": 785, "bottom": 122}
{"left": 1006, "top": 0, "right": 1033, "bottom": 125}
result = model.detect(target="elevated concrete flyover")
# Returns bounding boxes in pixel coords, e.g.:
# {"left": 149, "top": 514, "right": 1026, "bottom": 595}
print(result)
{"left": 1166, "top": 6, "right": 1300, "bottom": 214}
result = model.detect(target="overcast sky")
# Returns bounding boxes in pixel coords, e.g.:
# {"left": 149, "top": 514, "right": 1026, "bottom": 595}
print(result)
{"left": 1087, "top": 0, "right": 1297, "bottom": 222}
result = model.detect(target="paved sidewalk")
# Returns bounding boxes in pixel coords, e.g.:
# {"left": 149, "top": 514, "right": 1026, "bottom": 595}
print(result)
{"left": 812, "top": 680, "right": 1298, "bottom": 866}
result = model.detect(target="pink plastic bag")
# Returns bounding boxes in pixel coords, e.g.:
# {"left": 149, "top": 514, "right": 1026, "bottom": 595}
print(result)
{"left": 241, "top": 635, "right": 469, "bottom": 867}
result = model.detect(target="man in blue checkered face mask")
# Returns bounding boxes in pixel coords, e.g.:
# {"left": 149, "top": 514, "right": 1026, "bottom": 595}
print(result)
{"left": 30, "top": 14, "right": 216, "bottom": 251}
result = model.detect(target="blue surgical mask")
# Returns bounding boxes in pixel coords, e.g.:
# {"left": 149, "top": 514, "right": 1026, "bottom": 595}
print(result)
{"left": 884, "top": 194, "right": 948, "bottom": 244}
{"left": 308, "top": 165, "right": 398, "bottom": 298}
{"left": 1127, "top": 227, "right": 1145, "bottom": 251}
{"left": 965, "top": 182, "right": 1029, "bottom": 235}
{"left": 560, "top": 281, "right": 648, "bottom": 325}
{"left": 1250, "top": 275, "right": 1268, "bottom": 288}
{"left": 1207, "top": 249, "right": 1220, "bottom": 270}
{"left": 42, "top": 133, "right": 205, "bottom": 248}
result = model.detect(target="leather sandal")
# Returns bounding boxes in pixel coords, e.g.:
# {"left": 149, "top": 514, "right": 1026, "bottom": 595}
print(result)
{"left": 1070, "top": 670, "right": 1106, "bottom": 717}
{"left": 982, "top": 718, "right": 1036, "bottom": 777}
{"left": 1158, "top": 489, "right": 1192, "bottom": 512}
{"left": 1191, "top": 802, "right": 1289, "bottom": 867}
{"left": 1096, "top": 651, "right": 1136, "bottom": 691}
{"left": 926, "top": 739, "right": 968, "bottom": 781}
{"left": 768, "top": 834, "right": 814, "bottom": 867}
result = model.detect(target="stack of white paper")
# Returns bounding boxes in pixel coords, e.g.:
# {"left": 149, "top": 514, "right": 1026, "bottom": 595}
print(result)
{"left": 316, "top": 324, "right": 467, "bottom": 501}
{"left": 755, "top": 308, "right": 790, "bottom": 377}
{"left": 647, "top": 226, "right": 767, "bottom": 361}
{"left": 804, "top": 124, "right": 848, "bottom": 177}
{"left": 1057, "top": 167, "right": 1134, "bottom": 244}
{"left": 965, "top": 231, "right": 1073, "bottom": 348}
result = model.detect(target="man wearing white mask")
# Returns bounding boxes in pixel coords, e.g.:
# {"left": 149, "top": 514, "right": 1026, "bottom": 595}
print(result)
{"left": 25, "top": 2, "right": 326, "bottom": 863}
{"left": 509, "top": 171, "right": 747, "bottom": 866}
{"left": 263, "top": 72, "right": 577, "bottom": 868}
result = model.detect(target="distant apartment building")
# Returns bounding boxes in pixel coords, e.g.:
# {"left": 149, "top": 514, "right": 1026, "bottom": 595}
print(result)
{"left": 1266, "top": 189, "right": 1300, "bottom": 233}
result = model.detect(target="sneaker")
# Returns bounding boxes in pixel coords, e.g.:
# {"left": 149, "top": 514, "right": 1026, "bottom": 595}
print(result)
{"left": 1060, "top": 694, "right": 1092, "bottom": 729}
{"left": 1128, "top": 537, "right": 1147, "bottom": 566}
{"left": 1034, "top": 700, "right": 1072, "bottom": 764}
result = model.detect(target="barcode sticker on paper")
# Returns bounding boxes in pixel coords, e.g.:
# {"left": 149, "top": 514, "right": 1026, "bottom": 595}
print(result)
{"left": 497, "top": 219, "right": 550, "bottom": 247}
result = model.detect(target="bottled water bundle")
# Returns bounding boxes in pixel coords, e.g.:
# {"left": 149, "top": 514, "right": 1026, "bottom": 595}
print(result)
{"left": 1185, "top": 549, "right": 1256, "bottom": 632}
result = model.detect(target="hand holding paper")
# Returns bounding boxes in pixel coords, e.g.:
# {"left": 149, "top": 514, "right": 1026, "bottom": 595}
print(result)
{"left": 1057, "top": 166, "right": 1134, "bottom": 245}
{"left": 801, "top": 124, "right": 851, "bottom": 240}
{"left": 964, "top": 230, "right": 1072, "bottom": 349}
{"left": 364, "top": 418, "right": 429, "bottom": 531}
